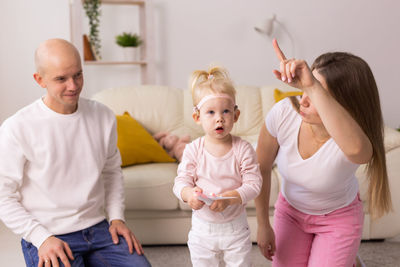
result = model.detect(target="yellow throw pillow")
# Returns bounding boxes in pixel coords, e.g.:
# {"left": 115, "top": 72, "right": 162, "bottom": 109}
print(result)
{"left": 116, "top": 112, "right": 176, "bottom": 167}
{"left": 274, "top": 88, "right": 303, "bottom": 102}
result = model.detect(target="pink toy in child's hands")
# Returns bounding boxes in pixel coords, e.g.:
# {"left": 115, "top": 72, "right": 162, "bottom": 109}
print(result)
{"left": 195, "top": 192, "right": 237, "bottom": 206}
{"left": 195, "top": 192, "right": 214, "bottom": 206}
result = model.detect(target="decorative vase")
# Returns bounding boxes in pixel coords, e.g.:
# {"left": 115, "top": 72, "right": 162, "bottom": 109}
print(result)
{"left": 123, "top": 47, "right": 139, "bottom": 61}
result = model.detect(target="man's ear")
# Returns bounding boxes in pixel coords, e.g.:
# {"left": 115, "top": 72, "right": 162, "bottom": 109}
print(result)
{"left": 33, "top": 72, "right": 46, "bottom": 88}
{"left": 234, "top": 109, "right": 240, "bottom": 122}
{"left": 192, "top": 111, "right": 201, "bottom": 124}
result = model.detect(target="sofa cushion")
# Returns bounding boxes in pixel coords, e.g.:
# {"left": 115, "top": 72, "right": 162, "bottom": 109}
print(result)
{"left": 123, "top": 163, "right": 179, "bottom": 210}
{"left": 273, "top": 88, "right": 303, "bottom": 102}
{"left": 116, "top": 112, "right": 175, "bottom": 166}
{"left": 92, "top": 85, "right": 185, "bottom": 135}
{"left": 231, "top": 86, "right": 264, "bottom": 144}
{"left": 384, "top": 126, "right": 400, "bottom": 152}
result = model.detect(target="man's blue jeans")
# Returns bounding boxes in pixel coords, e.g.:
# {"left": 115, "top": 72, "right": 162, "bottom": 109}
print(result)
{"left": 21, "top": 220, "right": 151, "bottom": 267}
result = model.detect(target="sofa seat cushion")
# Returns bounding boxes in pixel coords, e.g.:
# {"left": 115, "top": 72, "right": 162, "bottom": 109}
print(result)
{"left": 123, "top": 163, "right": 179, "bottom": 210}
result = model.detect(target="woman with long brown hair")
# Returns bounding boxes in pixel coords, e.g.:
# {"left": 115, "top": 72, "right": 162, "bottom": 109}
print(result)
{"left": 255, "top": 39, "right": 392, "bottom": 266}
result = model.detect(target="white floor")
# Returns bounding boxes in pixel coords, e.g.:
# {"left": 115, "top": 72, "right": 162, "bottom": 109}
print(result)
{"left": 2, "top": 222, "right": 266, "bottom": 267}
{"left": 2, "top": 221, "right": 400, "bottom": 267}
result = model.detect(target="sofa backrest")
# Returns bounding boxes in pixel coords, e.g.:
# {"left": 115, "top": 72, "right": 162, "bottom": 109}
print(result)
{"left": 92, "top": 85, "right": 184, "bottom": 136}
{"left": 91, "top": 84, "right": 293, "bottom": 144}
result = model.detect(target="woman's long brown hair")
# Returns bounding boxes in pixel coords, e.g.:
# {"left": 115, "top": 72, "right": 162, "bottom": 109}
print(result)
{"left": 309, "top": 52, "right": 392, "bottom": 218}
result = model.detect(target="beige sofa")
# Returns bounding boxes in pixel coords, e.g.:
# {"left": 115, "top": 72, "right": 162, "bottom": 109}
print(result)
{"left": 92, "top": 84, "right": 400, "bottom": 245}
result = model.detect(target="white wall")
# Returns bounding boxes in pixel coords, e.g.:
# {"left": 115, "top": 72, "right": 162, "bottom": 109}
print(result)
{"left": 1, "top": 0, "right": 399, "bottom": 128}
{"left": 0, "top": 0, "right": 70, "bottom": 122}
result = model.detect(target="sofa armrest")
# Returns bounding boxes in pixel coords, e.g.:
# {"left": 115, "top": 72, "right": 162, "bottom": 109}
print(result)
{"left": 384, "top": 126, "right": 400, "bottom": 152}
{"left": 371, "top": 144, "right": 400, "bottom": 239}
{"left": 357, "top": 127, "right": 400, "bottom": 239}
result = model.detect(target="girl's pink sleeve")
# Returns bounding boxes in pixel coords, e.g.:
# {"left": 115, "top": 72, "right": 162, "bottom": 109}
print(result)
{"left": 173, "top": 142, "right": 197, "bottom": 202}
{"left": 235, "top": 140, "right": 263, "bottom": 204}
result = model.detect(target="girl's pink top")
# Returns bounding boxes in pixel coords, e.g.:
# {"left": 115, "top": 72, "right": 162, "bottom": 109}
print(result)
{"left": 173, "top": 135, "right": 262, "bottom": 223}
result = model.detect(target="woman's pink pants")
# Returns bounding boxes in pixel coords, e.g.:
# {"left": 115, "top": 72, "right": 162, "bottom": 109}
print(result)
{"left": 272, "top": 193, "right": 364, "bottom": 267}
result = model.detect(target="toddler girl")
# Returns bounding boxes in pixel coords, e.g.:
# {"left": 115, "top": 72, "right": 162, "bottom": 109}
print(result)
{"left": 173, "top": 66, "right": 262, "bottom": 267}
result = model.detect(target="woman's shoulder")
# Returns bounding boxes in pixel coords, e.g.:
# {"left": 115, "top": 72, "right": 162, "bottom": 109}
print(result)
{"left": 266, "top": 97, "right": 299, "bottom": 124}
{"left": 266, "top": 97, "right": 300, "bottom": 136}
{"left": 270, "top": 97, "right": 299, "bottom": 118}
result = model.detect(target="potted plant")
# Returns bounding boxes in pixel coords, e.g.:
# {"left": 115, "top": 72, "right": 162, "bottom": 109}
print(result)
{"left": 115, "top": 32, "right": 143, "bottom": 61}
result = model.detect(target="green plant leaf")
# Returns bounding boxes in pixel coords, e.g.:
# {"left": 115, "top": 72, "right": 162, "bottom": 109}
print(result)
{"left": 115, "top": 32, "right": 143, "bottom": 47}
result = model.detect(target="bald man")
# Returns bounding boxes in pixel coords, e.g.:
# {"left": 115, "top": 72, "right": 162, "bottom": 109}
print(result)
{"left": 0, "top": 39, "right": 151, "bottom": 267}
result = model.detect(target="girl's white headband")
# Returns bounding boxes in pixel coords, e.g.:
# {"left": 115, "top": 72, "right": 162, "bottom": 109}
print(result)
{"left": 193, "top": 94, "right": 236, "bottom": 112}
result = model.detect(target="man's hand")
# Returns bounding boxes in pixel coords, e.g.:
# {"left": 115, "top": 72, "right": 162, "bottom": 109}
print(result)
{"left": 109, "top": 219, "right": 144, "bottom": 255}
{"left": 38, "top": 236, "right": 74, "bottom": 267}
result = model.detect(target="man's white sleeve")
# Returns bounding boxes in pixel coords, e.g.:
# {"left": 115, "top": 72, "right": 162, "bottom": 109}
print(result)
{"left": 0, "top": 122, "right": 53, "bottom": 248}
{"left": 102, "top": 118, "right": 125, "bottom": 222}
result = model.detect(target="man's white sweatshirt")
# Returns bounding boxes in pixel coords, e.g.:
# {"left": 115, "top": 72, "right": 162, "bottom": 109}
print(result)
{"left": 0, "top": 98, "right": 125, "bottom": 248}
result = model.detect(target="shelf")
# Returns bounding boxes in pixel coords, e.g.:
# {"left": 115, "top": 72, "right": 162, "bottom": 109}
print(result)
{"left": 70, "top": 0, "right": 156, "bottom": 84}
{"left": 99, "top": 0, "right": 145, "bottom": 5}
{"left": 84, "top": 60, "right": 147, "bottom": 65}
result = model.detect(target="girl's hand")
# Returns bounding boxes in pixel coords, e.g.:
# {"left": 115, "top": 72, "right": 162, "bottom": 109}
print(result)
{"left": 209, "top": 190, "right": 241, "bottom": 212}
{"left": 272, "top": 39, "right": 317, "bottom": 91}
{"left": 187, "top": 187, "right": 205, "bottom": 210}
{"left": 209, "top": 198, "right": 230, "bottom": 212}
{"left": 257, "top": 224, "right": 276, "bottom": 261}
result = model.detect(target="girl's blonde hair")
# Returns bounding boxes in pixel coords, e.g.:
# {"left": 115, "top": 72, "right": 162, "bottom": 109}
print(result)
{"left": 310, "top": 52, "right": 392, "bottom": 219}
{"left": 190, "top": 66, "right": 236, "bottom": 107}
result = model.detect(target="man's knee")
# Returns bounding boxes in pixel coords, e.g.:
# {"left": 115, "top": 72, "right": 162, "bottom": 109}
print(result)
{"left": 87, "top": 239, "right": 152, "bottom": 267}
